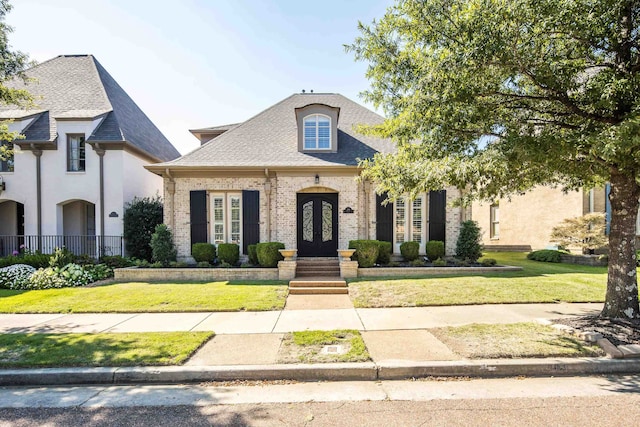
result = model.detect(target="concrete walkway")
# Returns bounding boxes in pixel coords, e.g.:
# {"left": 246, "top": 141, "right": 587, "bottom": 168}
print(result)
{"left": 0, "top": 301, "right": 602, "bottom": 335}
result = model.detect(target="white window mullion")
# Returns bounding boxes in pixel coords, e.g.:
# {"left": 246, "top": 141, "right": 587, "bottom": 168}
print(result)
{"left": 212, "top": 194, "right": 225, "bottom": 244}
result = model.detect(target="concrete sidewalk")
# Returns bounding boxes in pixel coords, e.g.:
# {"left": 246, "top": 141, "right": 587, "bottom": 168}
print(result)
{"left": 0, "top": 301, "right": 602, "bottom": 334}
{"left": 0, "top": 298, "right": 622, "bottom": 386}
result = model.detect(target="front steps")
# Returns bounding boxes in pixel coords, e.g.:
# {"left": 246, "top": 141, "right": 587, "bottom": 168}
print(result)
{"left": 289, "top": 258, "right": 348, "bottom": 295}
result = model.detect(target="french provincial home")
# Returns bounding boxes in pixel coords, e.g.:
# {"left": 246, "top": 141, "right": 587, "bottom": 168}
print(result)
{"left": 0, "top": 55, "right": 180, "bottom": 257}
{"left": 147, "top": 93, "right": 465, "bottom": 261}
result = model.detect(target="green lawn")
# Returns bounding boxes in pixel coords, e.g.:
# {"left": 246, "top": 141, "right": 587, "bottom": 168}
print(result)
{"left": 278, "top": 329, "right": 370, "bottom": 363}
{"left": 0, "top": 332, "right": 213, "bottom": 368}
{"left": 349, "top": 252, "right": 612, "bottom": 308}
{"left": 0, "top": 281, "right": 288, "bottom": 313}
{"left": 429, "top": 322, "right": 603, "bottom": 359}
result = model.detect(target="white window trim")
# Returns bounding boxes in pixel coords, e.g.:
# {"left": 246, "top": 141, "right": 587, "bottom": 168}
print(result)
{"left": 303, "top": 114, "right": 332, "bottom": 151}
{"left": 490, "top": 203, "right": 500, "bottom": 240}
{"left": 394, "top": 195, "right": 427, "bottom": 253}
{"left": 209, "top": 192, "right": 242, "bottom": 249}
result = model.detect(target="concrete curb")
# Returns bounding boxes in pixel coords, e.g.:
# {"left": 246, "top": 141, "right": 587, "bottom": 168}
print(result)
{"left": 2, "top": 358, "right": 640, "bottom": 386}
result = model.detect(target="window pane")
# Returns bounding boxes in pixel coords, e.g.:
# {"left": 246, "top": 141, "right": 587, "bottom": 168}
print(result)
{"left": 212, "top": 196, "right": 225, "bottom": 243}
{"left": 395, "top": 199, "right": 406, "bottom": 244}
{"left": 303, "top": 201, "right": 313, "bottom": 242}
{"left": 412, "top": 198, "right": 423, "bottom": 243}
{"left": 322, "top": 201, "right": 332, "bottom": 242}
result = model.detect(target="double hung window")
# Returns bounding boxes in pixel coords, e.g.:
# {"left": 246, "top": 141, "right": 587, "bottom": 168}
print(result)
{"left": 67, "top": 134, "right": 86, "bottom": 172}
{"left": 211, "top": 193, "right": 242, "bottom": 247}
{"left": 394, "top": 195, "right": 426, "bottom": 253}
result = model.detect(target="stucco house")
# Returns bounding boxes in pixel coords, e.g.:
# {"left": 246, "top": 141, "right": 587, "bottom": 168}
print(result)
{"left": 0, "top": 55, "right": 180, "bottom": 257}
{"left": 471, "top": 185, "right": 640, "bottom": 251}
{"left": 147, "top": 92, "right": 465, "bottom": 262}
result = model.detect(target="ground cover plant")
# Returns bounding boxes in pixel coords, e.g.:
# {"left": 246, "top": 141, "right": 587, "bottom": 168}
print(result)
{"left": 429, "top": 322, "right": 603, "bottom": 359}
{"left": 277, "top": 329, "right": 370, "bottom": 363}
{"left": 349, "top": 252, "right": 610, "bottom": 308}
{"left": 0, "top": 280, "right": 288, "bottom": 313}
{"left": 0, "top": 332, "right": 213, "bottom": 368}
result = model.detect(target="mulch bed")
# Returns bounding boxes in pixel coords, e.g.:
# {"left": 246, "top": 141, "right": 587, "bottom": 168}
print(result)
{"left": 554, "top": 316, "right": 640, "bottom": 346}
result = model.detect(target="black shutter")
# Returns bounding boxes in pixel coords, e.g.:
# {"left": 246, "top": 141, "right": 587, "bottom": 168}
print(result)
{"left": 376, "top": 193, "right": 394, "bottom": 247}
{"left": 242, "top": 190, "right": 260, "bottom": 254}
{"left": 190, "top": 190, "right": 208, "bottom": 246}
{"left": 429, "top": 190, "right": 447, "bottom": 243}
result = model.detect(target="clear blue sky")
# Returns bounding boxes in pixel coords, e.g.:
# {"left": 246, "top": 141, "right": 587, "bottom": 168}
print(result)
{"left": 6, "top": 0, "right": 391, "bottom": 154}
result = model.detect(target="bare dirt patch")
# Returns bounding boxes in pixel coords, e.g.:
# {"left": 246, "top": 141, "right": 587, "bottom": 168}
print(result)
{"left": 554, "top": 316, "right": 640, "bottom": 346}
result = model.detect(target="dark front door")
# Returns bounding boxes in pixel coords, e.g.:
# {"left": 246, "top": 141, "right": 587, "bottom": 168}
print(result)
{"left": 297, "top": 193, "right": 338, "bottom": 257}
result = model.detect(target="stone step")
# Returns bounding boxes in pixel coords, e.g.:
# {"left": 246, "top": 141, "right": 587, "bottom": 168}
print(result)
{"left": 289, "top": 279, "right": 347, "bottom": 288}
{"left": 295, "top": 268, "right": 341, "bottom": 274}
{"left": 288, "top": 287, "right": 349, "bottom": 295}
{"left": 296, "top": 262, "right": 341, "bottom": 268}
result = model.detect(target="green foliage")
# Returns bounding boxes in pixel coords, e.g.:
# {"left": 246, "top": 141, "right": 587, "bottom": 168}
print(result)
{"left": 376, "top": 241, "right": 392, "bottom": 265}
{"left": 99, "top": 256, "right": 134, "bottom": 269}
{"left": 219, "top": 261, "right": 233, "bottom": 268}
{"left": 196, "top": 261, "right": 211, "bottom": 268}
{"left": 84, "top": 264, "right": 113, "bottom": 281}
{"left": 217, "top": 243, "right": 239, "bottom": 266}
{"left": 72, "top": 254, "right": 95, "bottom": 266}
{"left": 0, "top": 252, "right": 49, "bottom": 269}
{"left": 48, "top": 247, "right": 74, "bottom": 268}
{"left": 123, "top": 195, "right": 163, "bottom": 261}
{"left": 550, "top": 213, "right": 608, "bottom": 252}
{"left": 400, "top": 241, "right": 420, "bottom": 261}
{"left": 432, "top": 258, "right": 447, "bottom": 267}
{"left": 169, "top": 261, "right": 189, "bottom": 268}
{"left": 256, "top": 242, "right": 285, "bottom": 267}
{"left": 150, "top": 224, "right": 177, "bottom": 267}
{"left": 191, "top": 243, "right": 216, "bottom": 263}
{"left": 636, "top": 250, "right": 640, "bottom": 267}
{"left": 481, "top": 258, "right": 497, "bottom": 267}
{"left": 456, "top": 221, "right": 483, "bottom": 262}
{"left": 426, "top": 240, "right": 445, "bottom": 261}
{"left": 348, "top": 240, "right": 380, "bottom": 268}
{"left": 247, "top": 244, "right": 259, "bottom": 265}
{"left": 527, "top": 250, "right": 563, "bottom": 263}
{"left": 410, "top": 258, "right": 426, "bottom": 267}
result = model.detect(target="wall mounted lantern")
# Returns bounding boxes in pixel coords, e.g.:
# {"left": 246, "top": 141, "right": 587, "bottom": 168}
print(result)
{"left": 315, "top": 174, "right": 320, "bottom": 185}
{"left": 0, "top": 176, "right": 4, "bottom": 192}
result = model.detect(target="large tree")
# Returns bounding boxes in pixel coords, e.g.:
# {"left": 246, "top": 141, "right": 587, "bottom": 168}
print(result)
{"left": 0, "top": 0, "right": 32, "bottom": 163}
{"left": 348, "top": 0, "right": 640, "bottom": 318}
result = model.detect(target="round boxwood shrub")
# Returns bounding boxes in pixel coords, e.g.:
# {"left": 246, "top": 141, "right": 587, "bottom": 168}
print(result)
{"left": 192, "top": 243, "right": 216, "bottom": 263}
{"left": 426, "top": 240, "right": 445, "bottom": 261}
{"left": 218, "top": 243, "right": 240, "bottom": 266}
{"left": 376, "top": 241, "right": 392, "bottom": 265}
{"left": 256, "top": 242, "right": 285, "bottom": 267}
{"left": 400, "top": 241, "right": 420, "bottom": 261}
{"left": 455, "top": 220, "right": 483, "bottom": 262}
{"left": 123, "top": 195, "right": 163, "bottom": 261}
{"left": 247, "top": 244, "right": 259, "bottom": 265}
{"left": 348, "top": 240, "right": 380, "bottom": 268}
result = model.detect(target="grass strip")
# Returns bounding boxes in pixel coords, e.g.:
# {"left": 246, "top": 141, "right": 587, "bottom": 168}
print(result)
{"left": 0, "top": 331, "right": 214, "bottom": 368}
{"left": 429, "top": 322, "right": 603, "bottom": 359}
{"left": 278, "top": 329, "right": 370, "bottom": 363}
{"left": 0, "top": 281, "right": 288, "bottom": 313}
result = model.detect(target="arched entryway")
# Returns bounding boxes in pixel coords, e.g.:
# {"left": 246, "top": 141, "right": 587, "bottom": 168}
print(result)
{"left": 60, "top": 200, "right": 96, "bottom": 256}
{"left": 297, "top": 187, "right": 339, "bottom": 257}
{"left": 0, "top": 200, "right": 24, "bottom": 256}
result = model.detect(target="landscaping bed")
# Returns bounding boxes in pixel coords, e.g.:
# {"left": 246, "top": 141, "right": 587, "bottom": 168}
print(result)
{"left": 114, "top": 266, "right": 279, "bottom": 282}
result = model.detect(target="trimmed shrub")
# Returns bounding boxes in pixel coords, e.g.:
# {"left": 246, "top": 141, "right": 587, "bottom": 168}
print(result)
{"left": 0, "top": 264, "right": 36, "bottom": 289}
{"left": 0, "top": 252, "right": 50, "bottom": 269}
{"left": 49, "top": 247, "right": 75, "bottom": 268}
{"left": 123, "top": 195, "right": 163, "bottom": 261}
{"left": 636, "top": 250, "right": 640, "bottom": 267}
{"left": 100, "top": 255, "right": 134, "bottom": 269}
{"left": 218, "top": 243, "right": 240, "bottom": 266}
{"left": 481, "top": 258, "right": 497, "bottom": 267}
{"left": 455, "top": 220, "right": 483, "bottom": 262}
{"left": 400, "top": 241, "right": 420, "bottom": 261}
{"left": 256, "top": 242, "right": 285, "bottom": 267}
{"left": 432, "top": 258, "right": 447, "bottom": 267}
{"left": 248, "top": 244, "right": 259, "bottom": 265}
{"left": 527, "top": 249, "right": 562, "bottom": 263}
{"left": 426, "top": 240, "right": 445, "bottom": 261}
{"left": 376, "top": 241, "right": 392, "bottom": 265}
{"left": 150, "top": 224, "right": 177, "bottom": 267}
{"left": 348, "top": 240, "right": 380, "bottom": 268}
{"left": 410, "top": 258, "right": 426, "bottom": 267}
{"left": 84, "top": 264, "right": 113, "bottom": 281}
{"left": 192, "top": 243, "right": 216, "bottom": 263}
{"left": 196, "top": 261, "right": 211, "bottom": 268}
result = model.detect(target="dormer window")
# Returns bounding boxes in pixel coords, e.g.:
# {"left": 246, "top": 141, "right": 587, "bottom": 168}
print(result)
{"left": 304, "top": 114, "right": 331, "bottom": 150}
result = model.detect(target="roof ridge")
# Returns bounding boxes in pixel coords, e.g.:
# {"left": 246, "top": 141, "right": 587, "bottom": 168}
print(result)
{"left": 87, "top": 56, "right": 115, "bottom": 113}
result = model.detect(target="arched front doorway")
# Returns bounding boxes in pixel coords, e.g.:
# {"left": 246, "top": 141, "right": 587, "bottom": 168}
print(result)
{"left": 0, "top": 200, "right": 24, "bottom": 256}
{"left": 296, "top": 192, "right": 338, "bottom": 257}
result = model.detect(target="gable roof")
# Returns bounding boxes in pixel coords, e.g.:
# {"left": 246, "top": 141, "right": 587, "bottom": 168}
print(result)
{"left": 0, "top": 55, "right": 180, "bottom": 162}
{"left": 153, "top": 93, "right": 395, "bottom": 170}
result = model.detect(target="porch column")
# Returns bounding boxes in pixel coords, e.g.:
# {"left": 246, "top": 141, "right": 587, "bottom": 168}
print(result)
{"left": 93, "top": 145, "right": 106, "bottom": 257}
{"left": 31, "top": 146, "right": 42, "bottom": 251}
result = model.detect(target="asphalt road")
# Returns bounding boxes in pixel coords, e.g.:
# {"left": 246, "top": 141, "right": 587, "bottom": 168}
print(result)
{"left": 1, "top": 376, "right": 640, "bottom": 426}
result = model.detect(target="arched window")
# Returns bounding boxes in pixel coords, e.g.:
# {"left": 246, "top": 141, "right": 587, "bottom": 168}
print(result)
{"left": 303, "top": 114, "right": 331, "bottom": 150}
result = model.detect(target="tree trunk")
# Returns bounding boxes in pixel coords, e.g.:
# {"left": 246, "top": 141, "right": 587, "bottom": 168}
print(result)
{"left": 601, "top": 170, "right": 640, "bottom": 318}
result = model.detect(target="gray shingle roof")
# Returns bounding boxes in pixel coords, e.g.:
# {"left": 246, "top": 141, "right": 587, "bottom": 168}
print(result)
{"left": 159, "top": 93, "right": 395, "bottom": 168}
{"left": 0, "top": 55, "right": 180, "bottom": 162}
